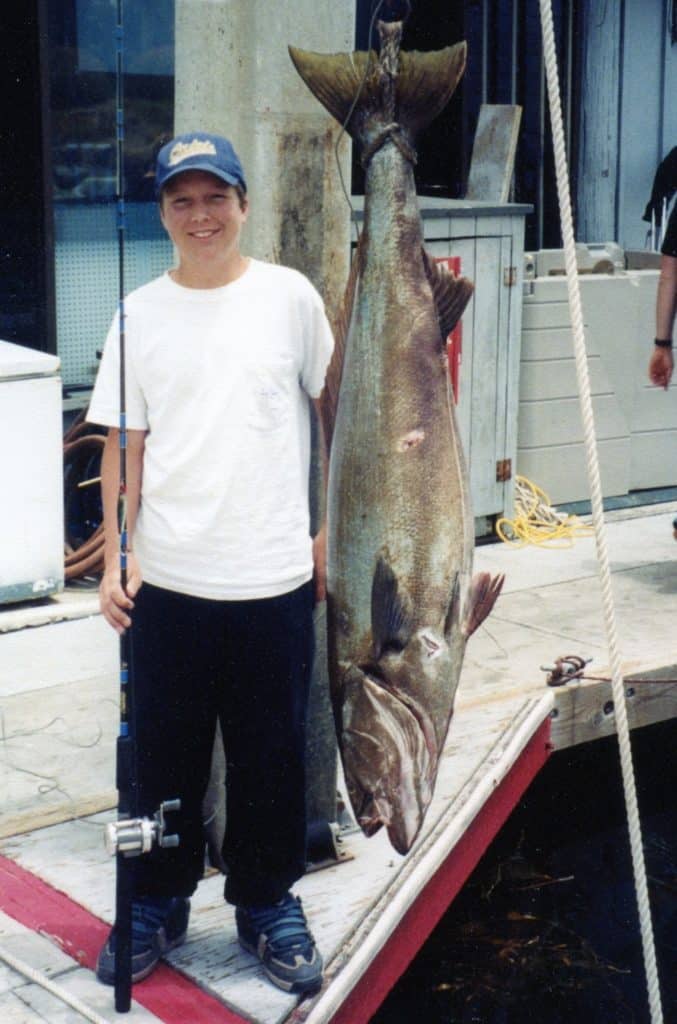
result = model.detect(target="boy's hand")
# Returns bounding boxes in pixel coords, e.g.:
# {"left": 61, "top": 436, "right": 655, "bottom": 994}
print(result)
{"left": 100, "top": 553, "right": 143, "bottom": 634}
{"left": 312, "top": 522, "right": 327, "bottom": 604}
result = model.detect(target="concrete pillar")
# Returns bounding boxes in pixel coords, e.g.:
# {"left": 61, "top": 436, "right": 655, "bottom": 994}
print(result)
{"left": 174, "top": 0, "right": 354, "bottom": 316}
{"left": 175, "top": 1, "right": 355, "bottom": 851}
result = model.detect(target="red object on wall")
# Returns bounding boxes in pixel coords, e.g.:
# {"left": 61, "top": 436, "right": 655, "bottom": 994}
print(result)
{"left": 434, "top": 255, "right": 463, "bottom": 404}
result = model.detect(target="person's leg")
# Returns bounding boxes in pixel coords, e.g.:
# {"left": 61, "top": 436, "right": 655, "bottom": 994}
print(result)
{"left": 219, "top": 581, "right": 315, "bottom": 907}
{"left": 126, "top": 582, "right": 224, "bottom": 898}
{"left": 218, "top": 581, "right": 322, "bottom": 994}
{"left": 98, "top": 582, "right": 225, "bottom": 984}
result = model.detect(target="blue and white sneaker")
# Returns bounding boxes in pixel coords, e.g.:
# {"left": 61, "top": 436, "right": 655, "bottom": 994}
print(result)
{"left": 236, "top": 892, "right": 323, "bottom": 994}
{"left": 96, "top": 896, "right": 190, "bottom": 985}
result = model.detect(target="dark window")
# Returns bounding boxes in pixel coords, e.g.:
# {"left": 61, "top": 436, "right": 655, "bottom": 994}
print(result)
{"left": 354, "top": 0, "right": 582, "bottom": 250}
{"left": 0, "top": 0, "right": 55, "bottom": 352}
{"left": 48, "top": 0, "right": 174, "bottom": 202}
{"left": 45, "top": 0, "right": 175, "bottom": 390}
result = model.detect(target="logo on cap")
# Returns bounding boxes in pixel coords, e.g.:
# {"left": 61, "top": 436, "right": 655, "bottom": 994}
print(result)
{"left": 168, "top": 139, "right": 217, "bottom": 167}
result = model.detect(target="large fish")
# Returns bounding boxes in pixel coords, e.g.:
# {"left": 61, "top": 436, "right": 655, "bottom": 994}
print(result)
{"left": 290, "top": 22, "right": 504, "bottom": 855}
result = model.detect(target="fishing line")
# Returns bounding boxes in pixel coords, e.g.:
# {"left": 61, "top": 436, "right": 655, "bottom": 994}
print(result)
{"left": 112, "top": 0, "right": 135, "bottom": 1012}
{"left": 115, "top": 4, "right": 128, "bottom": 606}
{"left": 107, "top": 19, "right": 180, "bottom": 1009}
{"left": 333, "top": 0, "right": 385, "bottom": 242}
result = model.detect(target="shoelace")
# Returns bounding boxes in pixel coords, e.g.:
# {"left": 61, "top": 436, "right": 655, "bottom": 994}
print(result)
{"left": 128, "top": 898, "right": 174, "bottom": 952}
{"left": 247, "top": 896, "right": 312, "bottom": 955}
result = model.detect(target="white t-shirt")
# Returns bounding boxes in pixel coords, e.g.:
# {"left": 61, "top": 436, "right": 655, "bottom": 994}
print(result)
{"left": 88, "top": 259, "right": 334, "bottom": 600}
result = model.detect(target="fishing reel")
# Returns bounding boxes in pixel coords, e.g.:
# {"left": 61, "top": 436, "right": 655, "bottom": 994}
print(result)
{"left": 104, "top": 799, "right": 181, "bottom": 858}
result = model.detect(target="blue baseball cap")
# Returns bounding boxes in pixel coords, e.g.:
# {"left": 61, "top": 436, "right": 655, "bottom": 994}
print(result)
{"left": 155, "top": 132, "right": 247, "bottom": 195}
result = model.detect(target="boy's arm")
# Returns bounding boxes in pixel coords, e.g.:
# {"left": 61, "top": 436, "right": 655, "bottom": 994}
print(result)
{"left": 99, "top": 427, "right": 147, "bottom": 633}
{"left": 312, "top": 399, "right": 328, "bottom": 603}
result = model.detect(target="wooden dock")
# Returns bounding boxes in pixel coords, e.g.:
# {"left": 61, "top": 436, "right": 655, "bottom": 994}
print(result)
{"left": 1, "top": 502, "right": 675, "bottom": 1023}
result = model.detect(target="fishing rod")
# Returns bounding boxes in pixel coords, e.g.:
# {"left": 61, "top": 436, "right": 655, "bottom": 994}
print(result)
{"left": 104, "top": 1, "right": 180, "bottom": 1012}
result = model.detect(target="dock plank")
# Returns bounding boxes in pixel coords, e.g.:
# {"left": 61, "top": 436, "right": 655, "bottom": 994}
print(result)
{"left": 1, "top": 506, "right": 675, "bottom": 1022}
{"left": 0, "top": 690, "right": 552, "bottom": 1024}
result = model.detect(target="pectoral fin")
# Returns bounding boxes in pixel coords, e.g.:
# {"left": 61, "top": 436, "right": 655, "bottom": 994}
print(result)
{"left": 463, "top": 572, "right": 505, "bottom": 638}
{"left": 443, "top": 571, "right": 462, "bottom": 639}
{"left": 371, "top": 555, "right": 414, "bottom": 660}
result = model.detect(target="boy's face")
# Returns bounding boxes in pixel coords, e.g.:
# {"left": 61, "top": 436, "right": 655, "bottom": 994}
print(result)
{"left": 159, "top": 170, "right": 249, "bottom": 270}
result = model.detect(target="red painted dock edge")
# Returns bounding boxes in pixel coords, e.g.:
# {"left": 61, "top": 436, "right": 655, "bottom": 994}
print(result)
{"left": 328, "top": 715, "right": 552, "bottom": 1024}
{"left": 0, "top": 854, "right": 247, "bottom": 1024}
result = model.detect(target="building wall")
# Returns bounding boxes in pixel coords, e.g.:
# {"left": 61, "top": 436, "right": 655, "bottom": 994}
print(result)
{"left": 577, "top": 0, "right": 677, "bottom": 249}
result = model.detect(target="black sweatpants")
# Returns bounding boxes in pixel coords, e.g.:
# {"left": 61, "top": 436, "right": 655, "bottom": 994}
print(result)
{"left": 126, "top": 579, "right": 315, "bottom": 908}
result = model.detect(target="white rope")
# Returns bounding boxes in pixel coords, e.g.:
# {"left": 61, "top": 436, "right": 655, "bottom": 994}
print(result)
{"left": 0, "top": 943, "right": 112, "bottom": 1024}
{"left": 537, "top": 3, "right": 664, "bottom": 1022}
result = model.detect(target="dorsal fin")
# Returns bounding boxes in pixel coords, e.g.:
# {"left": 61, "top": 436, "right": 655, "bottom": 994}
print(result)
{"left": 317, "top": 233, "right": 365, "bottom": 458}
{"left": 289, "top": 39, "right": 467, "bottom": 143}
{"left": 371, "top": 554, "right": 414, "bottom": 660}
{"left": 422, "top": 250, "right": 474, "bottom": 344}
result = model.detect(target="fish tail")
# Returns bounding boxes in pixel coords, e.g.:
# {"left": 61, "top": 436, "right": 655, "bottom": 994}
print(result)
{"left": 289, "top": 27, "right": 466, "bottom": 147}
{"left": 288, "top": 45, "right": 376, "bottom": 138}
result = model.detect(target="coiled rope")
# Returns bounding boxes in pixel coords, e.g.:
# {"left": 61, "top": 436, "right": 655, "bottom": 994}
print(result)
{"left": 538, "top": 2, "right": 664, "bottom": 1021}
{"left": 495, "top": 475, "right": 593, "bottom": 547}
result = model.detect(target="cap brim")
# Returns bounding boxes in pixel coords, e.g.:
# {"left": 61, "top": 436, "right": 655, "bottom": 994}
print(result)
{"left": 157, "top": 162, "right": 245, "bottom": 194}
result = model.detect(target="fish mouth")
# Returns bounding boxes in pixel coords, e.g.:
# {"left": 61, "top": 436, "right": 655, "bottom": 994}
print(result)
{"left": 359, "top": 663, "right": 439, "bottom": 763}
{"left": 340, "top": 665, "right": 439, "bottom": 854}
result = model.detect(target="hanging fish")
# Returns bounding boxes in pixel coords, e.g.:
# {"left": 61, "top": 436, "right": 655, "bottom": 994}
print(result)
{"left": 290, "top": 21, "right": 504, "bottom": 855}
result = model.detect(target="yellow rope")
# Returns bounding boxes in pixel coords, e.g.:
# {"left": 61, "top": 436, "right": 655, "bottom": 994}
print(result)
{"left": 495, "top": 476, "right": 594, "bottom": 547}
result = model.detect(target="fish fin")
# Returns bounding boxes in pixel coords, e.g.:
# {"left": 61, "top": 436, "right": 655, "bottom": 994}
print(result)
{"left": 288, "top": 46, "right": 378, "bottom": 137}
{"left": 463, "top": 572, "right": 505, "bottom": 638}
{"left": 371, "top": 555, "right": 414, "bottom": 659}
{"left": 289, "top": 37, "right": 466, "bottom": 143}
{"left": 422, "top": 249, "right": 474, "bottom": 344}
{"left": 317, "top": 233, "right": 365, "bottom": 457}
{"left": 443, "top": 571, "right": 462, "bottom": 639}
{"left": 396, "top": 43, "right": 467, "bottom": 137}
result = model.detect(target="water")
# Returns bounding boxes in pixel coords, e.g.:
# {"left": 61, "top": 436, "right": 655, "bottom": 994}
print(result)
{"left": 372, "top": 720, "right": 677, "bottom": 1024}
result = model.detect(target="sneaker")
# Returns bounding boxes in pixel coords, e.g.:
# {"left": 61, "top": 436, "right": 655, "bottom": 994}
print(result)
{"left": 96, "top": 896, "right": 190, "bottom": 985}
{"left": 236, "top": 892, "right": 323, "bottom": 994}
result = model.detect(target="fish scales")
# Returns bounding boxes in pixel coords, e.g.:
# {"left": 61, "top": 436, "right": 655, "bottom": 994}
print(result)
{"left": 332, "top": 145, "right": 471, "bottom": 714}
{"left": 290, "top": 21, "right": 504, "bottom": 854}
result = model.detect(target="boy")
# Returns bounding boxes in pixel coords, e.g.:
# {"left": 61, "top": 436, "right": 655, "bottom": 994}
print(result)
{"left": 88, "top": 132, "right": 333, "bottom": 995}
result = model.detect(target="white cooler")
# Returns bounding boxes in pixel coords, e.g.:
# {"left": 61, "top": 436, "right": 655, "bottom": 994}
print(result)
{"left": 0, "top": 340, "right": 64, "bottom": 603}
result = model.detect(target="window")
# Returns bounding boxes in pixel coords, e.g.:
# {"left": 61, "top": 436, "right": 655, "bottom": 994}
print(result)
{"left": 47, "top": 0, "right": 175, "bottom": 392}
